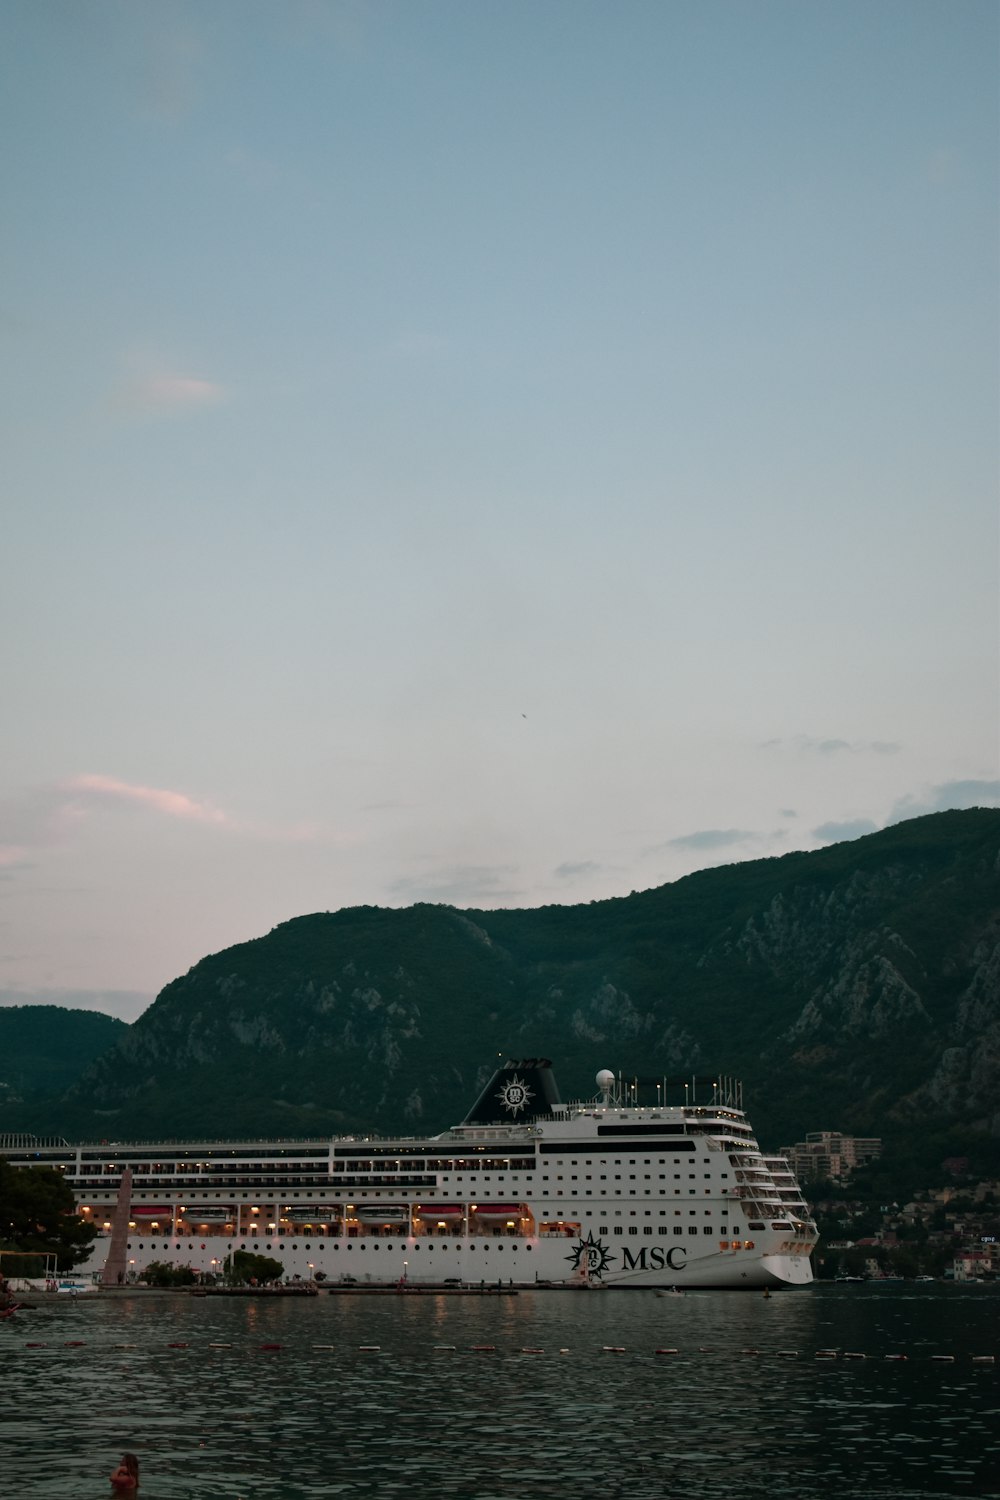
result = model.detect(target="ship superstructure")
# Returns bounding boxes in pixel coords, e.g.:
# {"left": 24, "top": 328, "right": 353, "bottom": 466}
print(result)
{"left": 0, "top": 1059, "right": 818, "bottom": 1289}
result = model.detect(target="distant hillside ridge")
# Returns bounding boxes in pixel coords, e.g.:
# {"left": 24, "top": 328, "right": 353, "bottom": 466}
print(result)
{"left": 5, "top": 809, "right": 999, "bottom": 1183}
{"left": 0, "top": 1006, "right": 128, "bottom": 1113}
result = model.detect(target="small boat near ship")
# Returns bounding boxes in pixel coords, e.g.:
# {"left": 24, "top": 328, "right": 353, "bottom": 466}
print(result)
{"left": 0, "top": 1059, "right": 818, "bottom": 1291}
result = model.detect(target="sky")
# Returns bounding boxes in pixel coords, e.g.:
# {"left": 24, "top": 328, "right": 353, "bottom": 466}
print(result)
{"left": 1, "top": 0, "right": 998, "bottom": 1023}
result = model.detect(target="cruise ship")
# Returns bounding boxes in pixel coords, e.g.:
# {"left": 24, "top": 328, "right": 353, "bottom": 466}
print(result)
{"left": 1, "top": 1059, "right": 818, "bottom": 1289}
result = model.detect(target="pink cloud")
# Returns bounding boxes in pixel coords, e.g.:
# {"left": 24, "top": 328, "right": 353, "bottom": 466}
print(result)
{"left": 68, "top": 774, "right": 228, "bottom": 826}
{"left": 135, "top": 373, "right": 224, "bottom": 409}
{"left": 111, "top": 359, "right": 225, "bottom": 416}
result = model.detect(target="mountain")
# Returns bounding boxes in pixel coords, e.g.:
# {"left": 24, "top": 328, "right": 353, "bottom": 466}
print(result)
{"left": 0, "top": 1006, "right": 128, "bottom": 1114}
{"left": 4, "top": 810, "right": 999, "bottom": 1183}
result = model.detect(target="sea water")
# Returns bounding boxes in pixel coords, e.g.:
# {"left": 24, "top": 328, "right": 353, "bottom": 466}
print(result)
{"left": 1, "top": 1283, "right": 997, "bottom": 1499}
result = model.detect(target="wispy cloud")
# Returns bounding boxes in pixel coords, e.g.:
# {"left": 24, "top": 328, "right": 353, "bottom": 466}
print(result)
{"left": 554, "top": 861, "right": 603, "bottom": 880}
{"left": 887, "top": 779, "right": 1000, "bottom": 824}
{"left": 655, "top": 829, "right": 757, "bottom": 853}
{"left": 813, "top": 818, "right": 878, "bottom": 843}
{"left": 1, "top": 778, "right": 337, "bottom": 881}
{"left": 108, "top": 352, "right": 226, "bottom": 418}
{"left": 390, "top": 865, "right": 523, "bottom": 905}
{"left": 124, "top": 371, "right": 225, "bottom": 412}
{"left": 761, "top": 736, "right": 901, "bottom": 756}
{"left": 67, "top": 774, "right": 228, "bottom": 825}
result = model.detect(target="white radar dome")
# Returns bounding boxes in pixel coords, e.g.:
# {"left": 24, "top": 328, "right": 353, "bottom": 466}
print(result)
{"left": 596, "top": 1069, "right": 615, "bottom": 1090}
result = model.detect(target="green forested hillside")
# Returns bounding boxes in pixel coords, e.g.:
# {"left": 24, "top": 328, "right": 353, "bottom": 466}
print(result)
{"left": 4, "top": 810, "right": 999, "bottom": 1186}
{"left": 0, "top": 1006, "right": 128, "bottom": 1109}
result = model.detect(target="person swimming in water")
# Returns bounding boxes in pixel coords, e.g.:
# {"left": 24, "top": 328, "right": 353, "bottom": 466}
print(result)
{"left": 109, "top": 1453, "right": 139, "bottom": 1490}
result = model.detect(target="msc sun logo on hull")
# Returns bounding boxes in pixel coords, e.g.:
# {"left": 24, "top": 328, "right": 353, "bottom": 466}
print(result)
{"left": 565, "top": 1231, "right": 616, "bottom": 1279}
{"left": 565, "top": 1237, "right": 692, "bottom": 1280}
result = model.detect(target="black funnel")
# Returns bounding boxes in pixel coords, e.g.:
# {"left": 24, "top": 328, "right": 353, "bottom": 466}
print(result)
{"left": 462, "top": 1058, "right": 562, "bottom": 1125}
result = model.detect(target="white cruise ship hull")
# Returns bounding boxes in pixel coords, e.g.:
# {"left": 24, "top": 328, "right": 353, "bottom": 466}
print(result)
{"left": 4, "top": 1059, "right": 819, "bottom": 1290}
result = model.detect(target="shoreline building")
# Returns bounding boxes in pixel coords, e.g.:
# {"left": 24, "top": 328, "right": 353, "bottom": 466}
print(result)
{"left": 779, "top": 1131, "right": 882, "bottom": 1184}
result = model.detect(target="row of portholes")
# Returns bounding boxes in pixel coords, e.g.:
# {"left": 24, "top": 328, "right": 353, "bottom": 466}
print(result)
{"left": 128, "top": 1240, "right": 531, "bottom": 1253}
{"left": 336, "top": 1241, "right": 527, "bottom": 1252}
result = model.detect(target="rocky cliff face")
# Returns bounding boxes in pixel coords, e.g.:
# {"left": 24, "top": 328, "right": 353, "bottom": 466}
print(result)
{"left": 11, "top": 810, "right": 1000, "bottom": 1175}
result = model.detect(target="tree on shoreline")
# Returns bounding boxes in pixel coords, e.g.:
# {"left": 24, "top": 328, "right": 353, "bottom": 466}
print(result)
{"left": 0, "top": 1159, "right": 98, "bottom": 1272}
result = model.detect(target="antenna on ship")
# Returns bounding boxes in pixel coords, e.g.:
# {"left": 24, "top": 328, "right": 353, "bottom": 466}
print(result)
{"left": 596, "top": 1069, "right": 615, "bottom": 1107}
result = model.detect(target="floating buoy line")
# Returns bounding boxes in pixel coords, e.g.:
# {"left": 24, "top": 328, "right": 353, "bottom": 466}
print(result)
{"left": 17, "top": 1341, "right": 996, "bottom": 1363}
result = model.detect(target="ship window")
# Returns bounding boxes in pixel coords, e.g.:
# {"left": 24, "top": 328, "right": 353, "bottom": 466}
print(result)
{"left": 703, "top": 1227, "right": 713, "bottom": 1234}
{"left": 643, "top": 1226, "right": 653, "bottom": 1235}
{"left": 613, "top": 1227, "right": 623, "bottom": 1235}
{"left": 673, "top": 1227, "right": 683, "bottom": 1236}
{"left": 628, "top": 1227, "right": 638, "bottom": 1236}
{"left": 688, "top": 1227, "right": 698, "bottom": 1236}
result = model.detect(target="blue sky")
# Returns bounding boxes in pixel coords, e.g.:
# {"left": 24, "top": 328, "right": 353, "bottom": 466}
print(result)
{"left": 1, "top": 0, "right": 997, "bottom": 1020}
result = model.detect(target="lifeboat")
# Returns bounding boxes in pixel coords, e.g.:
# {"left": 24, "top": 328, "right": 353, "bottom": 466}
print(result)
{"left": 414, "top": 1205, "right": 464, "bottom": 1220}
{"left": 472, "top": 1204, "right": 523, "bottom": 1225}
{"left": 355, "top": 1207, "right": 410, "bottom": 1225}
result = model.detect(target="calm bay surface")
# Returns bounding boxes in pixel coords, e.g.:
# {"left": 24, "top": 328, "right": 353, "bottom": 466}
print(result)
{"left": 1, "top": 1283, "right": 997, "bottom": 1500}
